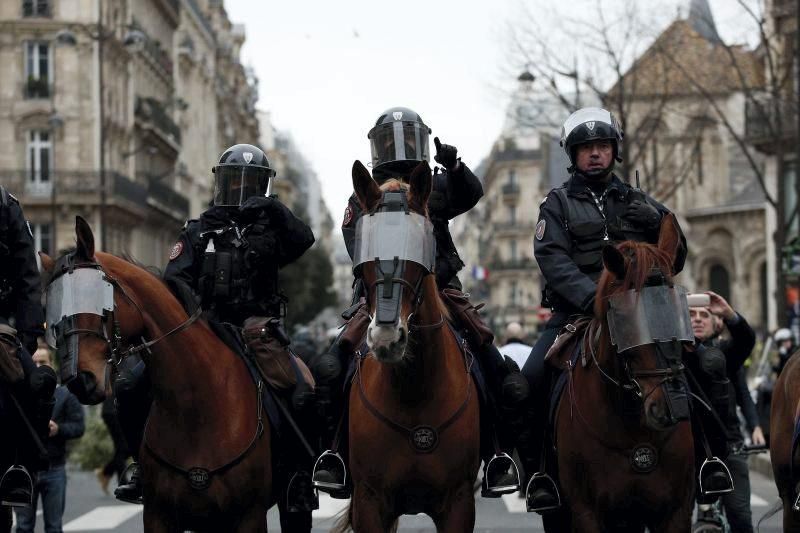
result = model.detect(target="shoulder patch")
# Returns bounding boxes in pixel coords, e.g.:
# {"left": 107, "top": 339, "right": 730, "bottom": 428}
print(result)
{"left": 169, "top": 241, "right": 184, "bottom": 261}
{"left": 342, "top": 205, "right": 353, "bottom": 227}
{"left": 535, "top": 219, "right": 546, "bottom": 241}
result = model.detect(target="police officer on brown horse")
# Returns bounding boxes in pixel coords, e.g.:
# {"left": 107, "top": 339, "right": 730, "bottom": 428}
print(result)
{"left": 0, "top": 187, "right": 56, "bottom": 511}
{"left": 112, "top": 144, "right": 317, "bottom": 525}
{"left": 311, "top": 107, "right": 528, "bottom": 498}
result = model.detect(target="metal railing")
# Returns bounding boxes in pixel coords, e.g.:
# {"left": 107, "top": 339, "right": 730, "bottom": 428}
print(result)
{"left": 146, "top": 179, "right": 189, "bottom": 219}
{"left": 24, "top": 78, "right": 51, "bottom": 99}
{"left": 501, "top": 182, "right": 520, "bottom": 195}
{"left": 135, "top": 97, "right": 182, "bottom": 145}
{"left": 0, "top": 170, "right": 147, "bottom": 206}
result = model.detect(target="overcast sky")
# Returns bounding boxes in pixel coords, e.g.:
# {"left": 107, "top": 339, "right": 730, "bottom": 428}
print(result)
{"left": 224, "top": 0, "right": 756, "bottom": 224}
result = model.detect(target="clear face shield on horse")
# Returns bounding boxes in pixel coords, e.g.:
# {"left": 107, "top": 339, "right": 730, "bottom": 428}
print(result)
{"left": 605, "top": 285, "right": 694, "bottom": 428}
{"left": 45, "top": 261, "right": 114, "bottom": 390}
{"left": 353, "top": 192, "right": 436, "bottom": 363}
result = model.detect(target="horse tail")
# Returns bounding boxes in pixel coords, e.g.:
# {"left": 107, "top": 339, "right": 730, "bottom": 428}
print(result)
{"left": 330, "top": 502, "right": 399, "bottom": 532}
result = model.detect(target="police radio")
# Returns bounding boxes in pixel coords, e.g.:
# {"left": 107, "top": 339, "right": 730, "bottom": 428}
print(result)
{"left": 629, "top": 170, "right": 646, "bottom": 203}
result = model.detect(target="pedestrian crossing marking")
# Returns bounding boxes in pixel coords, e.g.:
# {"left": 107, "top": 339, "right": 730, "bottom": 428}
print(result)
{"left": 314, "top": 493, "right": 350, "bottom": 518}
{"left": 501, "top": 493, "right": 527, "bottom": 513}
{"left": 63, "top": 505, "right": 142, "bottom": 531}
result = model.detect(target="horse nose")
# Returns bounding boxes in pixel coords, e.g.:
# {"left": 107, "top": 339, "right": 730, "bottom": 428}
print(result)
{"left": 67, "top": 371, "right": 104, "bottom": 405}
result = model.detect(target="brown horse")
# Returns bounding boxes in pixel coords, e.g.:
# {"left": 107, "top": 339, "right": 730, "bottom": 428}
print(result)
{"left": 41, "top": 218, "right": 273, "bottom": 532}
{"left": 545, "top": 214, "right": 694, "bottom": 533}
{"left": 333, "top": 161, "right": 480, "bottom": 532}
{"left": 770, "top": 348, "right": 800, "bottom": 531}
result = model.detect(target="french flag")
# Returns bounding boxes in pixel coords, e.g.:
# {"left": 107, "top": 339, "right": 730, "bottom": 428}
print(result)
{"left": 472, "top": 265, "right": 489, "bottom": 280}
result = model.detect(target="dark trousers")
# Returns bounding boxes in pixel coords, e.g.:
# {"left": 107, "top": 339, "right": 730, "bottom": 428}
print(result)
{"left": 14, "top": 465, "right": 67, "bottom": 533}
{"left": 101, "top": 412, "right": 129, "bottom": 480}
{"left": 720, "top": 451, "right": 753, "bottom": 533}
{"left": 518, "top": 327, "right": 559, "bottom": 474}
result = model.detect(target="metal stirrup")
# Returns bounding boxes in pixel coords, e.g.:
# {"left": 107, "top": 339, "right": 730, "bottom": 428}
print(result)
{"left": 525, "top": 472, "right": 561, "bottom": 513}
{"left": 698, "top": 457, "right": 734, "bottom": 496}
{"left": 0, "top": 464, "right": 33, "bottom": 508}
{"left": 483, "top": 452, "right": 520, "bottom": 495}
{"left": 312, "top": 450, "right": 347, "bottom": 491}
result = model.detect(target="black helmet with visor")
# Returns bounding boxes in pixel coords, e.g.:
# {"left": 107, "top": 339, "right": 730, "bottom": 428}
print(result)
{"left": 560, "top": 107, "right": 624, "bottom": 168}
{"left": 368, "top": 107, "right": 431, "bottom": 178}
{"left": 212, "top": 144, "right": 276, "bottom": 206}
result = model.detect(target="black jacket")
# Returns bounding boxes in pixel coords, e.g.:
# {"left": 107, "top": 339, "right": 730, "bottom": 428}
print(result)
{"left": 164, "top": 204, "right": 314, "bottom": 325}
{"left": 534, "top": 172, "right": 687, "bottom": 323}
{"left": 342, "top": 164, "right": 483, "bottom": 289}
{"left": 0, "top": 187, "right": 44, "bottom": 345}
{"left": 45, "top": 385, "right": 85, "bottom": 468}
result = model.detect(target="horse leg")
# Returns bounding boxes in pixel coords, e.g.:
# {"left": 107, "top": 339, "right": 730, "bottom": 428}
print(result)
{"left": 142, "top": 506, "right": 180, "bottom": 533}
{"left": 234, "top": 505, "right": 269, "bottom": 533}
{"left": 568, "top": 504, "right": 602, "bottom": 533}
{"left": 350, "top": 485, "right": 395, "bottom": 533}
{"left": 430, "top": 482, "right": 475, "bottom": 533}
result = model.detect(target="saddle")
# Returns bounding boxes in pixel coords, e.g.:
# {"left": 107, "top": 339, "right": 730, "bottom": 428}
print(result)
{"left": 545, "top": 317, "right": 593, "bottom": 371}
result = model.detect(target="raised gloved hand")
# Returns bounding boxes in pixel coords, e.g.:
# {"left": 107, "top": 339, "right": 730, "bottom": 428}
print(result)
{"left": 622, "top": 200, "right": 661, "bottom": 229}
{"left": 433, "top": 137, "right": 459, "bottom": 172}
{"left": 239, "top": 196, "right": 290, "bottom": 226}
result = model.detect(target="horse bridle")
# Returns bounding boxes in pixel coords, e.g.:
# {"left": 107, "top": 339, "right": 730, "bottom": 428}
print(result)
{"left": 365, "top": 264, "right": 445, "bottom": 332}
{"left": 48, "top": 258, "right": 201, "bottom": 377}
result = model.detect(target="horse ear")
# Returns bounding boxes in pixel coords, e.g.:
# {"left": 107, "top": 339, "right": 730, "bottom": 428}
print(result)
{"left": 602, "top": 245, "right": 626, "bottom": 280}
{"left": 75, "top": 216, "right": 96, "bottom": 260}
{"left": 39, "top": 252, "right": 55, "bottom": 273}
{"left": 656, "top": 213, "right": 680, "bottom": 265}
{"left": 352, "top": 160, "right": 381, "bottom": 211}
{"left": 408, "top": 161, "right": 432, "bottom": 212}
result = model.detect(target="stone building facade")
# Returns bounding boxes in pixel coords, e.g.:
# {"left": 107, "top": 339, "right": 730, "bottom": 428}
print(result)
{"left": 0, "top": 0, "right": 258, "bottom": 267}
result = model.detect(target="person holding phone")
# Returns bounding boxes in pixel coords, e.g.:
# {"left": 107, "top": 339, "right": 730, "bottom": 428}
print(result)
{"left": 688, "top": 291, "right": 760, "bottom": 533}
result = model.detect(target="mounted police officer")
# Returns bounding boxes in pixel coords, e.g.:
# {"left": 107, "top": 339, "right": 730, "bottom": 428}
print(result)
{"left": 0, "top": 187, "right": 56, "bottom": 508}
{"left": 113, "top": 145, "right": 317, "bottom": 523}
{"left": 311, "top": 107, "right": 527, "bottom": 498}
{"left": 519, "top": 107, "right": 692, "bottom": 512}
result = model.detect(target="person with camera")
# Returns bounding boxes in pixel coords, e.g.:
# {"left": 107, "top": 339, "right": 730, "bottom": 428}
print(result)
{"left": 688, "top": 291, "right": 759, "bottom": 533}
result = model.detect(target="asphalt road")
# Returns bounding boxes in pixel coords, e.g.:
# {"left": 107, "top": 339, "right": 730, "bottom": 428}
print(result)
{"left": 9, "top": 465, "right": 784, "bottom": 532}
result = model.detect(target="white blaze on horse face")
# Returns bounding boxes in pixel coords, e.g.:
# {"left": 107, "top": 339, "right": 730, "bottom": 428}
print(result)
{"left": 367, "top": 315, "right": 408, "bottom": 364}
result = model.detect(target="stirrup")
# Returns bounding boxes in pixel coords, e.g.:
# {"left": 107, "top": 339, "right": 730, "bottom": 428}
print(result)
{"left": 0, "top": 464, "right": 33, "bottom": 508}
{"left": 482, "top": 453, "right": 520, "bottom": 496}
{"left": 312, "top": 450, "right": 347, "bottom": 492}
{"left": 793, "top": 481, "right": 800, "bottom": 511}
{"left": 525, "top": 472, "right": 561, "bottom": 513}
{"left": 698, "top": 457, "right": 734, "bottom": 496}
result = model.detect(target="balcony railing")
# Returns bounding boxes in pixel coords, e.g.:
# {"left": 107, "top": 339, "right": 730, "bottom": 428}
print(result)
{"left": 146, "top": 179, "right": 189, "bottom": 219}
{"left": 501, "top": 182, "right": 520, "bottom": 195}
{"left": 0, "top": 170, "right": 147, "bottom": 206}
{"left": 24, "top": 78, "right": 51, "bottom": 99}
{"left": 22, "top": 0, "right": 51, "bottom": 17}
{"left": 745, "top": 97, "right": 798, "bottom": 152}
{"left": 488, "top": 257, "right": 537, "bottom": 271}
{"left": 135, "top": 97, "right": 182, "bottom": 145}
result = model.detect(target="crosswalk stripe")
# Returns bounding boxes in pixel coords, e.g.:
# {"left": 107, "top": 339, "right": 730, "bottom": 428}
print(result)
{"left": 501, "top": 493, "right": 528, "bottom": 513}
{"left": 63, "top": 505, "right": 142, "bottom": 531}
{"left": 313, "top": 493, "right": 350, "bottom": 518}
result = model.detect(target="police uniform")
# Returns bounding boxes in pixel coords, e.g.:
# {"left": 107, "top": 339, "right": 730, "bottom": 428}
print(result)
{"left": 0, "top": 186, "right": 57, "bottom": 507}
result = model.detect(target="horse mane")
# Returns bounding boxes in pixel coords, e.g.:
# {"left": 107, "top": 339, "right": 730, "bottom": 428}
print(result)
{"left": 120, "top": 252, "right": 164, "bottom": 280}
{"left": 378, "top": 179, "right": 447, "bottom": 321}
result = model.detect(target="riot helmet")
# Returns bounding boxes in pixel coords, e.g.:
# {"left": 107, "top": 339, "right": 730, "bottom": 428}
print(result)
{"left": 774, "top": 328, "right": 794, "bottom": 343}
{"left": 560, "top": 107, "right": 624, "bottom": 172}
{"left": 368, "top": 107, "right": 431, "bottom": 180}
{"left": 212, "top": 144, "right": 276, "bottom": 206}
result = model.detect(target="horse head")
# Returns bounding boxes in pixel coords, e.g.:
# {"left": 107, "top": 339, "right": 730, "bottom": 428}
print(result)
{"left": 595, "top": 213, "right": 690, "bottom": 431}
{"left": 40, "top": 217, "right": 147, "bottom": 405}
{"left": 351, "top": 159, "right": 436, "bottom": 364}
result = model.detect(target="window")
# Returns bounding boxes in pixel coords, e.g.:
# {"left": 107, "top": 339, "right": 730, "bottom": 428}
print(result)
{"left": 509, "top": 280, "right": 518, "bottom": 306}
{"left": 508, "top": 205, "right": 516, "bottom": 225}
{"left": 695, "top": 136, "right": 703, "bottom": 185}
{"left": 709, "top": 264, "right": 731, "bottom": 303}
{"left": 25, "top": 41, "right": 51, "bottom": 98}
{"left": 27, "top": 130, "right": 52, "bottom": 195}
{"left": 508, "top": 168, "right": 516, "bottom": 185}
{"left": 30, "top": 222, "right": 52, "bottom": 268}
{"left": 22, "top": 0, "right": 50, "bottom": 17}
{"left": 510, "top": 240, "right": 517, "bottom": 261}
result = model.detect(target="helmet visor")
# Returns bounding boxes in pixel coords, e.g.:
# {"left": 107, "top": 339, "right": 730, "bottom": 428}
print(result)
{"left": 213, "top": 166, "right": 273, "bottom": 206}
{"left": 369, "top": 122, "right": 430, "bottom": 169}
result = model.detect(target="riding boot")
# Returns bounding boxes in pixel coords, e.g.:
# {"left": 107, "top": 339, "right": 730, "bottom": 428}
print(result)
{"left": 311, "top": 331, "right": 355, "bottom": 497}
{"left": 112, "top": 355, "right": 150, "bottom": 504}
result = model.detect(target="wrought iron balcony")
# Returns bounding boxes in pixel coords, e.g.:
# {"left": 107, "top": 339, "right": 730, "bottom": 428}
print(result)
{"left": 146, "top": 179, "right": 189, "bottom": 220}
{"left": 0, "top": 170, "right": 147, "bottom": 206}
{"left": 135, "top": 97, "right": 182, "bottom": 146}
{"left": 501, "top": 182, "right": 520, "bottom": 204}
{"left": 488, "top": 257, "right": 537, "bottom": 272}
{"left": 24, "top": 78, "right": 51, "bottom": 99}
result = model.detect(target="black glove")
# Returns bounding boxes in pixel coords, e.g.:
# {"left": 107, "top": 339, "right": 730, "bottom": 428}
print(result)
{"left": 239, "top": 196, "right": 290, "bottom": 226}
{"left": 622, "top": 200, "right": 661, "bottom": 229}
{"left": 433, "top": 137, "right": 459, "bottom": 171}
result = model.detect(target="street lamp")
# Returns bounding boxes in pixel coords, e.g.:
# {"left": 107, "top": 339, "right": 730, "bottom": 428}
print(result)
{"left": 54, "top": 13, "right": 146, "bottom": 251}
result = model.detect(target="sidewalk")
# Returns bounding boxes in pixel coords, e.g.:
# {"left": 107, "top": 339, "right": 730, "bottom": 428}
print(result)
{"left": 751, "top": 452, "right": 774, "bottom": 479}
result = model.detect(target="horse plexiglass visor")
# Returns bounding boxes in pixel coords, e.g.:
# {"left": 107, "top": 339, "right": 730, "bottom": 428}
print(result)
{"left": 353, "top": 211, "right": 436, "bottom": 272}
{"left": 606, "top": 285, "right": 694, "bottom": 353}
{"left": 45, "top": 268, "right": 114, "bottom": 348}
